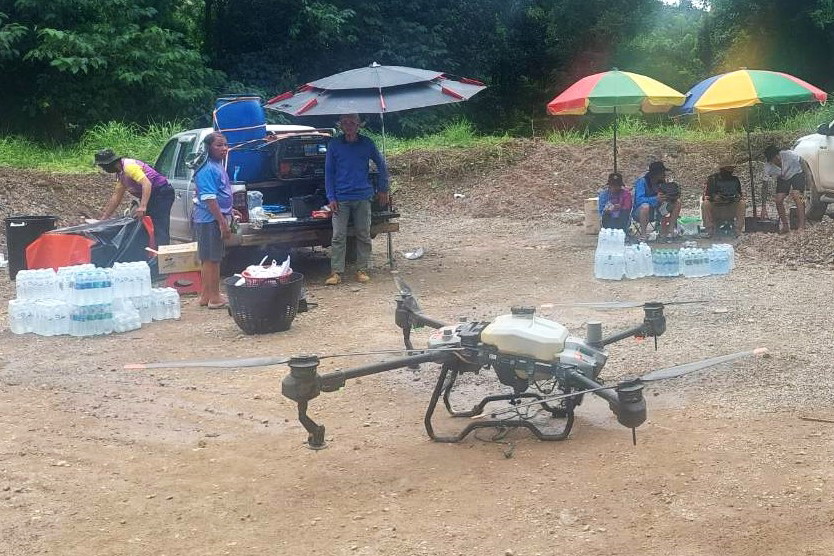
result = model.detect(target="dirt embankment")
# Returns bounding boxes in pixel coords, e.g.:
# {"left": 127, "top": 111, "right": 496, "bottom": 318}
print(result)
{"left": 0, "top": 168, "right": 113, "bottom": 248}
{"left": 390, "top": 132, "right": 799, "bottom": 218}
{"left": 0, "top": 131, "right": 816, "bottom": 258}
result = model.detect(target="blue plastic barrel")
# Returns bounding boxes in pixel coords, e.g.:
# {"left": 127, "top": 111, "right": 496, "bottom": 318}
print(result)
{"left": 214, "top": 95, "right": 268, "bottom": 183}
{"left": 213, "top": 95, "right": 267, "bottom": 145}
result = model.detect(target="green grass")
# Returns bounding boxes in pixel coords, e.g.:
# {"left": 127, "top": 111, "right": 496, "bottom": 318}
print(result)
{"left": 546, "top": 115, "right": 732, "bottom": 145}
{"left": 365, "top": 119, "right": 511, "bottom": 154}
{"left": 777, "top": 102, "right": 834, "bottom": 132}
{"left": 0, "top": 121, "right": 183, "bottom": 173}
{"left": 2, "top": 104, "right": 832, "bottom": 172}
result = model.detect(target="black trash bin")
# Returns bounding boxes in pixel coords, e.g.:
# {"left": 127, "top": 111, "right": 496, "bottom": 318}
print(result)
{"left": 5, "top": 215, "right": 58, "bottom": 280}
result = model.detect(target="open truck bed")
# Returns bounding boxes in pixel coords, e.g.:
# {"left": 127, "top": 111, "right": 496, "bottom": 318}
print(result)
{"left": 154, "top": 122, "right": 398, "bottom": 265}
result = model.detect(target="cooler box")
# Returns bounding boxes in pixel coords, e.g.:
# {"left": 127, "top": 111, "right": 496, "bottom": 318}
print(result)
{"left": 157, "top": 242, "right": 201, "bottom": 274}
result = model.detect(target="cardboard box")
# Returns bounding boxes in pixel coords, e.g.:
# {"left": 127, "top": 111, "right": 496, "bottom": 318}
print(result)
{"left": 157, "top": 242, "right": 201, "bottom": 274}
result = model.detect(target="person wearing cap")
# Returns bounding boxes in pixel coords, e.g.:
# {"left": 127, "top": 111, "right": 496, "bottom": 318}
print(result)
{"left": 324, "top": 113, "right": 390, "bottom": 286}
{"left": 763, "top": 145, "right": 806, "bottom": 232}
{"left": 701, "top": 159, "right": 745, "bottom": 237}
{"left": 96, "top": 148, "right": 175, "bottom": 246}
{"left": 597, "top": 172, "right": 632, "bottom": 231}
{"left": 632, "top": 160, "right": 681, "bottom": 240}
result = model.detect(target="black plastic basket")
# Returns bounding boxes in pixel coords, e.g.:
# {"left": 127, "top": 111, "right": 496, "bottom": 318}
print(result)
{"left": 224, "top": 272, "right": 304, "bottom": 334}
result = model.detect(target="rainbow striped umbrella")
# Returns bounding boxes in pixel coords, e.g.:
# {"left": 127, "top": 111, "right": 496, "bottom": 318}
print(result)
{"left": 677, "top": 69, "right": 827, "bottom": 114}
{"left": 547, "top": 70, "right": 685, "bottom": 171}
{"left": 677, "top": 69, "right": 827, "bottom": 215}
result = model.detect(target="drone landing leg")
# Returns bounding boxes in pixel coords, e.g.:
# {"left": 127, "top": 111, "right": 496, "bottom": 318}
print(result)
{"left": 425, "top": 365, "right": 574, "bottom": 443}
{"left": 298, "top": 400, "right": 326, "bottom": 450}
{"left": 440, "top": 369, "right": 569, "bottom": 419}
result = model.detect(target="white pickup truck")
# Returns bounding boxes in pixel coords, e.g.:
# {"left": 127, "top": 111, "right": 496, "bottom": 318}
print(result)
{"left": 153, "top": 124, "right": 399, "bottom": 264}
{"left": 793, "top": 118, "right": 834, "bottom": 220}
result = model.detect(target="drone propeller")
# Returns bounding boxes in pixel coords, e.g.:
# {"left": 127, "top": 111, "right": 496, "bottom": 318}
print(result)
{"left": 124, "top": 355, "right": 291, "bottom": 370}
{"left": 636, "top": 348, "right": 768, "bottom": 382}
{"left": 393, "top": 274, "right": 425, "bottom": 314}
{"left": 474, "top": 347, "right": 768, "bottom": 419}
{"left": 393, "top": 274, "right": 413, "bottom": 297}
{"left": 547, "top": 300, "right": 721, "bottom": 310}
{"left": 124, "top": 348, "right": 465, "bottom": 371}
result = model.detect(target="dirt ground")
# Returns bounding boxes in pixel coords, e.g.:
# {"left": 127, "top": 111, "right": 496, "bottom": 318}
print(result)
{"left": 2, "top": 208, "right": 834, "bottom": 556}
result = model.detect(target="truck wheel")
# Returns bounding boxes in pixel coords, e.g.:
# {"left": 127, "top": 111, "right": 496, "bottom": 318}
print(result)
{"left": 345, "top": 236, "right": 358, "bottom": 264}
{"left": 802, "top": 161, "right": 828, "bottom": 222}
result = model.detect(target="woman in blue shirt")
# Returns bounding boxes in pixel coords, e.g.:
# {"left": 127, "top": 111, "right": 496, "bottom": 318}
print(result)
{"left": 194, "top": 132, "right": 233, "bottom": 308}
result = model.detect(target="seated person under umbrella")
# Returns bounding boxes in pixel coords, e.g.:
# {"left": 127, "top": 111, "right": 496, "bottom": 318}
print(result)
{"left": 632, "top": 161, "right": 681, "bottom": 240}
{"left": 701, "top": 159, "right": 745, "bottom": 237}
{"left": 597, "top": 172, "right": 632, "bottom": 231}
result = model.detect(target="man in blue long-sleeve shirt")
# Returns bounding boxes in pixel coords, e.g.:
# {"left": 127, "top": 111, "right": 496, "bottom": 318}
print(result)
{"left": 632, "top": 161, "right": 680, "bottom": 240}
{"left": 324, "top": 113, "right": 390, "bottom": 285}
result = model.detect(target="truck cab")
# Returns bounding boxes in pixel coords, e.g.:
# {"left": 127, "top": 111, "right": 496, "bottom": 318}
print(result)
{"left": 793, "top": 119, "right": 834, "bottom": 220}
{"left": 154, "top": 124, "right": 398, "bottom": 259}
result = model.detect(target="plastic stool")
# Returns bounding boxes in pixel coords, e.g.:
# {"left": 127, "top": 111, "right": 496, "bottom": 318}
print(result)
{"left": 165, "top": 271, "right": 202, "bottom": 295}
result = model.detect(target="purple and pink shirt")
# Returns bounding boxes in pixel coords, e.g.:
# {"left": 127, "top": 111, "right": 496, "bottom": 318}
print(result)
{"left": 118, "top": 158, "right": 169, "bottom": 198}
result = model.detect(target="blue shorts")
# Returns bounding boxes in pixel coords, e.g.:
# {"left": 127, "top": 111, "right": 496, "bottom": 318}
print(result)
{"left": 194, "top": 221, "right": 225, "bottom": 262}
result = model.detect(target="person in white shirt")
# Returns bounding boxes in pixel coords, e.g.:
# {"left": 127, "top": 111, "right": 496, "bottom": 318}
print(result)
{"left": 763, "top": 145, "right": 806, "bottom": 232}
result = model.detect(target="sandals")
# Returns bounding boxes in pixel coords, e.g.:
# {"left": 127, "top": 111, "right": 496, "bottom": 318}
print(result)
{"left": 206, "top": 297, "right": 228, "bottom": 309}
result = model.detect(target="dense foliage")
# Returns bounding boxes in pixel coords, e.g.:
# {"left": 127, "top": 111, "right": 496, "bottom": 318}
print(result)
{"left": 0, "top": 0, "right": 831, "bottom": 139}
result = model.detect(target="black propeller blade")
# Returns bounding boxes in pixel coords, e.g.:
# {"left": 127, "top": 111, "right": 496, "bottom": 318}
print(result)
{"left": 393, "top": 274, "right": 424, "bottom": 313}
{"left": 393, "top": 274, "right": 413, "bottom": 297}
{"left": 125, "top": 348, "right": 465, "bottom": 371}
{"left": 548, "top": 300, "right": 721, "bottom": 310}
{"left": 636, "top": 348, "right": 768, "bottom": 382}
{"left": 124, "top": 355, "right": 292, "bottom": 370}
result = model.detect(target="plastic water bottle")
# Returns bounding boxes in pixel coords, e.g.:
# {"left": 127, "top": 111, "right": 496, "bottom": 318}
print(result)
{"left": 594, "top": 251, "right": 606, "bottom": 279}
{"left": 168, "top": 289, "right": 181, "bottom": 320}
{"left": 699, "top": 248, "right": 711, "bottom": 277}
{"left": 15, "top": 270, "right": 28, "bottom": 300}
{"left": 8, "top": 299, "right": 31, "bottom": 334}
{"left": 669, "top": 250, "right": 680, "bottom": 276}
{"left": 610, "top": 251, "right": 624, "bottom": 280}
{"left": 641, "top": 243, "right": 654, "bottom": 277}
{"left": 624, "top": 246, "right": 641, "bottom": 279}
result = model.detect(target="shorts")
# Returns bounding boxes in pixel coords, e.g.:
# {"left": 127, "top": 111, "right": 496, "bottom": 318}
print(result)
{"left": 194, "top": 221, "right": 225, "bottom": 262}
{"left": 776, "top": 172, "right": 806, "bottom": 195}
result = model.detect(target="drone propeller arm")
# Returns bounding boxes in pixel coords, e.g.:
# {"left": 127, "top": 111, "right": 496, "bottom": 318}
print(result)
{"left": 410, "top": 312, "right": 447, "bottom": 330}
{"left": 599, "top": 324, "right": 649, "bottom": 347}
{"left": 282, "top": 351, "right": 458, "bottom": 448}
{"left": 318, "top": 351, "right": 456, "bottom": 392}
{"left": 596, "top": 303, "right": 667, "bottom": 349}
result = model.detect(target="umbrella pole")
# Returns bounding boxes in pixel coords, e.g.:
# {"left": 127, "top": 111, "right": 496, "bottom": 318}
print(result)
{"left": 745, "top": 112, "right": 757, "bottom": 217}
{"left": 380, "top": 112, "right": 395, "bottom": 270}
{"left": 613, "top": 107, "right": 618, "bottom": 174}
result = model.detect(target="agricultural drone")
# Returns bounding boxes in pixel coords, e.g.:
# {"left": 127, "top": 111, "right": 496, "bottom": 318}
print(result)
{"left": 127, "top": 278, "right": 765, "bottom": 449}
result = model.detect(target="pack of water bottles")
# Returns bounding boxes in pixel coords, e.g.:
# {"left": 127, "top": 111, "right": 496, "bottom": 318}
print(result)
{"left": 594, "top": 229, "right": 627, "bottom": 280}
{"left": 8, "top": 261, "right": 181, "bottom": 336}
{"left": 653, "top": 245, "right": 734, "bottom": 278}
{"left": 594, "top": 228, "right": 735, "bottom": 281}
{"left": 652, "top": 249, "right": 681, "bottom": 277}
{"left": 623, "top": 243, "right": 654, "bottom": 279}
